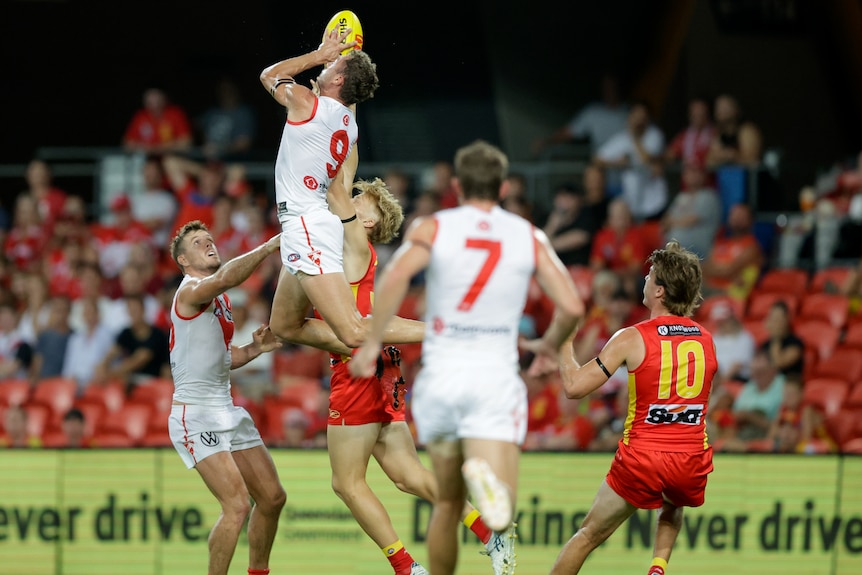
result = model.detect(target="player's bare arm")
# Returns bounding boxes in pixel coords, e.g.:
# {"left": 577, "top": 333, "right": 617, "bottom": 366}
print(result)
{"left": 231, "top": 325, "right": 283, "bottom": 369}
{"left": 176, "top": 234, "right": 281, "bottom": 316}
{"left": 259, "top": 26, "right": 356, "bottom": 110}
{"left": 559, "top": 326, "right": 644, "bottom": 399}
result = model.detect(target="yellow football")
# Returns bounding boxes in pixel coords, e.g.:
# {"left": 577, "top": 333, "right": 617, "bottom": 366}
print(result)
{"left": 323, "top": 10, "right": 364, "bottom": 56}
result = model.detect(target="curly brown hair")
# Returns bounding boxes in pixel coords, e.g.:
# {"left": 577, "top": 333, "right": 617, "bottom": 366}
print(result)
{"left": 352, "top": 178, "right": 404, "bottom": 245}
{"left": 339, "top": 51, "right": 379, "bottom": 105}
{"left": 170, "top": 220, "right": 210, "bottom": 271}
{"left": 648, "top": 240, "right": 704, "bottom": 317}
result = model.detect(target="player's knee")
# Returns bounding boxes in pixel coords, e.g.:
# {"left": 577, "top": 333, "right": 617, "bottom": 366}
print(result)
{"left": 333, "top": 321, "right": 365, "bottom": 349}
{"left": 223, "top": 498, "right": 252, "bottom": 524}
{"left": 269, "top": 314, "right": 301, "bottom": 343}
{"left": 262, "top": 485, "right": 287, "bottom": 514}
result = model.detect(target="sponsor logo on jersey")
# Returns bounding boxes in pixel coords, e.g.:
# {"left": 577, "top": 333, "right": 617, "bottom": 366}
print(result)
{"left": 304, "top": 175, "right": 319, "bottom": 190}
{"left": 656, "top": 324, "right": 701, "bottom": 337}
{"left": 287, "top": 253, "right": 301, "bottom": 262}
{"left": 645, "top": 403, "right": 705, "bottom": 425}
{"left": 200, "top": 432, "right": 220, "bottom": 447}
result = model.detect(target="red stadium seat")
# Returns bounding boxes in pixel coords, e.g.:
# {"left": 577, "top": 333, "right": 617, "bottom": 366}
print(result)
{"left": 696, "top": 295, "right": 745, "bottom": 326}
{"left": 844, "top": 382, "right": 862, "bottom": 409}
{"left": 742, "top": 319, "right": 769, "bottom": 346}
{"left": 746, "top": 291, "right": 798, "bottom": 322}
{"left": 273, "top": 347, "right": 327, "bottom": 380}
{"left": 0, "top": 379, "right": 31, "bottom": 407}
{"left": 756, "top": 268, "right": 809, "bottom": 296}
{"left": 794, "top": 319, "right": 841, "bottom": 362}
{"left": 567, "top": 265, "right": 595, "bottom": 305}
{"left": 278, "top": 378, "right": 324, "bottom": 414}
{"left": 89, "top": 431, "right": 135, "bottom": 448}
{"left": 803, "top": 378, "right": 849, "bottom": 419}
{"left": 139, "top": 428, "right": 173, "bottom": 448}
{"left": 827, "top": 410, "right": 862, "bottom": 447}
{"left": 129, "top": 378, "right": 174, "bottom": 415}
{"left": 82, "top": 380, "right": 127, "bottom": 413}
{"left": 261, "top": 397, "right": 311, "bottom": 445}
{"left": 797, "top": 293, "right": 849, "bottom": 329}
{"left": 31, "top": 377, "right": 78, "bottom": 430}
{"left": 809, "top": 266, "right": 853, "bottom": 294}
{"left": 98, "top": 402, "right": 152, "bottom": 445}
{"left": 809, "top": 346, "right": 862, "bottom": 384}
{"left": 23, "top": 403, "right": 51, "bottom": 438}
{"left": 842, "top": 322, "right": 862, "bottom": 351}
{"left": 841, "top": 437, "right": 862, "bottom": 454}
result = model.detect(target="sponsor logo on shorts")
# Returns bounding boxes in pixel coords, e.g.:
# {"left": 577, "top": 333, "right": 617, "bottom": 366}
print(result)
{"left": 200, "top": 432, "right": 220, "bottom": 447}
{"left": 287, "top": 253, "right": 301, "bottom": 262}
{"left": 645, "top": 404, "right": 705, "bottom": 425}
{"left": 304, "top": 175, "right": 319, "bottom": 190}
{"left": 341, "top": 114, "right": 350, "bottom": 126}
{"left": 657, "top": 324, "right": 701, "bottom": 337}
{"left": 329, "top": 409, "right": 341, "bottom": 419}
{"left": 277, "top": 201, "right": 288, "bottom": 215}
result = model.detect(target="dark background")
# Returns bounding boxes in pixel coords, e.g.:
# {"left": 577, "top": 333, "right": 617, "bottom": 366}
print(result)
{"left": 3, "top": 0, "right": 862, "bottom": 211}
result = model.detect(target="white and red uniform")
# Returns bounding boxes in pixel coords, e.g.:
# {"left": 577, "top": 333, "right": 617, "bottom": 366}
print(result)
{"left": 167, "top": 275, "right": 263, "bottom": 469}
{"left": 273, "top": 96, "right": 357, "bottom": 275}
{"left": 411, "top": 205, "right": 537, "bottom": 445}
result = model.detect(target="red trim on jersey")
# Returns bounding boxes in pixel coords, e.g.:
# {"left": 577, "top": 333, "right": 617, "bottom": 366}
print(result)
{"left": 532, "top": 229, "right": 540, "bottom": 271}
{"left": 287, "top": 96, "right": 319, "bottom": 126}
{"left": 174, "top": 297, "right": 210, "bottom": 321}
{"left": 430, "top": 216, "right": 439, "bottom": 245}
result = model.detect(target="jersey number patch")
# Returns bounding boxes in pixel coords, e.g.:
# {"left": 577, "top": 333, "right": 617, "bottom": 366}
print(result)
{"left": 457, "top": 239, "right": 501, "bottom": 311}
{"left": 326, "top": 130, "right": 350, "bottom": 179}
{"left": 658, "top": 340, "right": 706, "bottom": 399}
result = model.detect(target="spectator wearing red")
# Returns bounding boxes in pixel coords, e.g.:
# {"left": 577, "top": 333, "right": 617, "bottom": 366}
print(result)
{"left": 162, "top": 154, "right": 225, "bottom": 234}
{"left": 702, "top": 203, "right": 764, "bottom": 301}
{"left": 89, "top": 195, "right": 153, "bottom": 281}
{"left": 23, "top": 159, "right": 68, "bottom": 232}
{"left": 123, "top": 88, "right": 192, "bottom": 154}
{"left": 5, "top": 194, "right": 48, "bottom": 273}
{"left": 589, "top": 198, "right": 648, "bottom": 294}
{"left": 664, "top": 96, "right": 714, "bottom": 175}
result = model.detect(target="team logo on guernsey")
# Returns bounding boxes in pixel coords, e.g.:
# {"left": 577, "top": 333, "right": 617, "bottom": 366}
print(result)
{"left": 200, "top": 432, "right": 220, "bottom": 446}
{"left": 304, "top": 175, "right": 319, "bottom": 190}
{"left": 478, "top": 220, "right": 490, "bottom": 231}
{"left": 645, "top": 404, "right": 704, "bottom": 425}
{"left": 213, "top": 305, "right": 232, "bottom": 322}
{"left": 657, "top": 324, "right": 701, "bottom": 337}
{"left": 432, "top": 316, "right": 445, "bottom": 334}
{"left": 307, "top": 248, "right": 321, "bottom": 266}
{"left": 342, "top": 114, "right": 350, "bottom": 126}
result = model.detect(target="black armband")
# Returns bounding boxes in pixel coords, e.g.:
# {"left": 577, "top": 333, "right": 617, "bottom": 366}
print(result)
{"left": 270, "top": 78, "right": 295, "bottom": 95}
{"left": 595, "top": 356, "right": 612, "bottom": 378}
{"left": 341, "top": 214, "right": 357, "bottom": 224}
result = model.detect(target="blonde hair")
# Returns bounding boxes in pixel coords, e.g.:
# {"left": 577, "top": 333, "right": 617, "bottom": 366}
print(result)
{"left": 352, "top": 178, "right": 404, "bottom": 244}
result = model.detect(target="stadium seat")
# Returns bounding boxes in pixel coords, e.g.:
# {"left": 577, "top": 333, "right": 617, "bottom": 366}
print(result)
{"left": 0, "top": 379, "right": 31, "bottom": 407}
{"left": 742, "top": 319, "right": 769, "bottom": 346}
{"left": 89, "top": 431, "right": 135, "bottom": 448}
{"left": 842, "top": 322, "right": 862, "bottom": 351}
{"left": 826, "top": 409, "right": 862, "bottom": 447}
{"left": 71, "top": 400, "right": 104, "bottom": 438}
{"left": 41, "top": 430, "right": 71, "bottom": 448}
{"left": 802, "top": 378, "right": 849, "bottom": 419}
{"left": 844, "top": 382, "right": 862, "bottom": 408}
{"left": 809, "top": 266, "right": 853, "bottom": 294}
{"left": 841, "top": 437, "right": 862, "bottom": 454}
{"left": 261, "top": 397, "right": 311, "bottom": 445}
{"left": 23, "top": 403, "right": 51, "bottom": 438}
{"left": 139, "top": 428, "right": 172, "bottom": 448}
{"left": 273, "top": 347, "right": 327, "bottom": 380}
{"left": 745, "top": 291, "right": 798, "bottom": 322}
{"left": 31, "top": 377, "right": 78, "bottom": 427}
{"left": 278, "top": 377, "right": 324, "bottom": 414}
{"left": 756, "top": 268, "right": 809, "bottom": 296}
{"left": 797, "top": 292, "right": 849, "bottom": 329}
{"left": 82, "top": 380, "right": 126, "bottom": 413}
{"left": 97, "top": 402, "right": 152, "bottom": 445}
{"left": 696, "top": 295, "right": 745, "bottom": 326}
{"left": 635, "top": 220, "right": 664, "bottom": 253}
{"left": 567, "top": 265, "right": 595, "bottom": 305}
{"left": 129, "top": 378, "right": 174, "bottom": 415}
{"left": 808, "top": 346, "right": 862, "bottom": 384}
{"left": 794, "top": 319, "right": 841, "bottom": 362}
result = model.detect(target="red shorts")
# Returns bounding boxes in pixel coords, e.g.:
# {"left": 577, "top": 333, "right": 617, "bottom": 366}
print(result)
{"left": 606, "top": 442, "right": 713, "bottom": 509}
{"left": 327, "top": 347, "right": 407, "bottom": 426}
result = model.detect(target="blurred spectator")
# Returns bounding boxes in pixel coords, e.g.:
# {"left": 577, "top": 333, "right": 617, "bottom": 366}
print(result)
{"left": 103, "top": 264, "right": 163, "bottom": 335}
{"left": 5, "top": 194, "right": 48, "bottom": 273}
{"left": 15, "top": 272, "right": 52, "bottom": 345}
{"left": 162, "top": 154, "right": 226, "bottom": 233}
{"left": 767, "top": 376, "right": 836, "bottom": 454}
{"left": 131, "top": 156, "right": 178, "bottom": 248}
{"left": 29, "top": 296, "right": 73, "bottom": 382}
{"left": 574, "top": 286, "right": 641, "bottom": 365}
{"left": 403, "top": 190, "right": 441, "bottom": 238}
{"left": 761, "top": 300, "right": 804, "bottom": 378}
{"left": 0, "top": 406, "right": 41, "bottom": 448}
{"left": 710, "top": 300, "right": 755, "bottom": 384}
{"left": 123, "top": 88, "right": 193, "bottom": 155}
{"left": 702, "top": 203, "right": 763, "bottom": 301}
{"left": 197, "top": 77, "right": 257, "bottom": 161}
{"left": 279, "top": 407, "right": 313, "bottom": 448}
{"left": 23, "top": 159, "right": 68, "bottom": 231}
{"left": 594, "top": 100, "right": 669, "bottom": 221}
{"left": 726, "top": 349, "right": 785, "bottom": 444}
{"left": 62, "top": 297, "right": 114, "bottom": 392}
{"left": 778, "top": 186, "right": 842, "bottom": 269}
{"left": 660, "top": 162, "right": 721, "bottom": 259}
{"left": 543, "top": 183, "right": 596, "bottom": 267}
{"left": 706, "top": 94, "right": 763, "bottom": 168}
{"left": 589, "top": 198, "right": 648, "bottom": 294}
{"left": 533, "top": 72, "right": 629, "bottom": 156}
{"left": 420, "top": 160, "right": 458, "bottom": 209}
{"left": 93, "top": 295, "right": 170, "bottom": 390}
{"left": 580, "top": 163, "right": 610, "bottom": 228}
{"left": 68, "top": 264, "right": 114, "bottom": 334}
{"left": 664, "top": 95, "right": 714, "bottom": 173}
{"left": 89, "top": 194, "right": 154, "bottom": 280}
{"left": 230, "top": 297, "right": 277, "bottom": 401}
{"left": 0, "top": 302, "right": 32, "bottom": 379}
{"left": 58, "top": 408, "right": 90, "bottom": 448}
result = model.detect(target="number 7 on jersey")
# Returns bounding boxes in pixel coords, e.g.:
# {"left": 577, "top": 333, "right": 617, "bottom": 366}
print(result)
{"left": 457, "top": 239, "right": 501, "bottom": 311}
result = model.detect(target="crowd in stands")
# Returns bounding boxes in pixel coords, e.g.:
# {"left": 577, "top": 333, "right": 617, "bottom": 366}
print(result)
{"left": 1, "top": 76, "right": 862, "bottom": 454}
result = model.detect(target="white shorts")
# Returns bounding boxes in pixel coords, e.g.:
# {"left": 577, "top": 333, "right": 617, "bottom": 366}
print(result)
{"left": 168, "top": 404, "right": 264, "bottom": 469}
{"left": 279, "top": 209, "right": 344, "bottom": 275}
{"left": 410, "top": 363, "right": 528, "bottom": 446}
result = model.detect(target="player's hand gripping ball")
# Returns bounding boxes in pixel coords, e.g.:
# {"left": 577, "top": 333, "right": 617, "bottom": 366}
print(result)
{"left": 323, "top": 10, "right": 364, "bottom": 56}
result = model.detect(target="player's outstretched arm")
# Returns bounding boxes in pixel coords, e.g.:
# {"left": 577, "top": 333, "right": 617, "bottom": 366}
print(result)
{"left": 178, "top": 235, "right": 281, "bottom": 309}
{"left": 560, "top": 326, "right": 637, "bottom": 399}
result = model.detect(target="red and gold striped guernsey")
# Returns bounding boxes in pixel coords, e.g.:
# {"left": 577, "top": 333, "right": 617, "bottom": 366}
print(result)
{"left": 623, "top": 315, "right": 718, "bottom": 451}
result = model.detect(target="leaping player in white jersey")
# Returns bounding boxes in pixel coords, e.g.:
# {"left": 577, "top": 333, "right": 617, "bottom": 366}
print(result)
{"left": 167, "top": 220, "right": 285, "bottom": 575}
{"left": 259, "top": 25, "right": 389, "bottom": 353}
{"left": 351, "top": 140, "right": 586, "bottom": 575}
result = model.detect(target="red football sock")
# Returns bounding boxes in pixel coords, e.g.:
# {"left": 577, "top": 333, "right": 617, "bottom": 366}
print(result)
{"left": 248, "top": 569, "right": 270, "bottom": 575}
{"left": 382, "top": 540, "right": 415, "bottom": 575}
{"left": 463, "top": 509, "right": 492, "bottom": 544}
